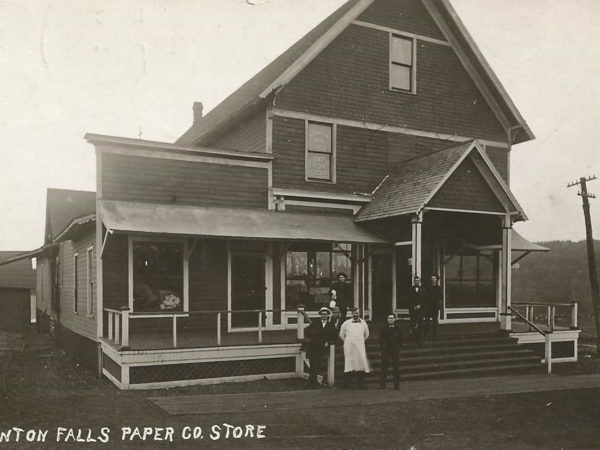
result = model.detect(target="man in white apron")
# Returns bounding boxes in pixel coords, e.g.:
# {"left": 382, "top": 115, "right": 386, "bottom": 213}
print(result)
{"left": 339, "top": 308, "right": 370, "bottom": 388}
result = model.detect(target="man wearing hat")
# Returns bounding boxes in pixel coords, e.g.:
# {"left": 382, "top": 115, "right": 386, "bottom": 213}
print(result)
{"left": 304, "top": 307, "right": 338, "bottom": 388}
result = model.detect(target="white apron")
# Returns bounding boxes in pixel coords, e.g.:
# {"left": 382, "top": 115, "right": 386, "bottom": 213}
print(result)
{"left": 339, "top": 319, "right": 370, "bottom": 373}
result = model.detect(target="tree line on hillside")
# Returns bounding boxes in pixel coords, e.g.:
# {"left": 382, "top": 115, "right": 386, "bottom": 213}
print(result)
{"left": 512, "top": 239, "right": 600, "bottom": 315}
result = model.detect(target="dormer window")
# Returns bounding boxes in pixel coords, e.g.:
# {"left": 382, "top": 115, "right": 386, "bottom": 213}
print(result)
{"left": 306, "top": 121, "right": 336, "bottom": 182}
{"left": 390, "top": 34, "right": 415, "bottom": 93}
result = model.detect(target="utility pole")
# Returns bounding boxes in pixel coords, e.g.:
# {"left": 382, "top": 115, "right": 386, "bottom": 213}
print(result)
{"left": 567, "top": 175, "right": 600, "bottom": 359}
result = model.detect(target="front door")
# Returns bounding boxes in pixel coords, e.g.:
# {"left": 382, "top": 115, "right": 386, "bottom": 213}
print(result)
{"left": 372, "top": 253, "right": 393, "bottom": 321}
{"left": 231, "top": 253, "right": 265, "bottom": 329}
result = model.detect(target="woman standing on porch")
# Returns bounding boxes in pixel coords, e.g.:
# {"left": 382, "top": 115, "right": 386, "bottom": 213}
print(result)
{"left": 339, "top": 308, "right": 370, "bottom": 389}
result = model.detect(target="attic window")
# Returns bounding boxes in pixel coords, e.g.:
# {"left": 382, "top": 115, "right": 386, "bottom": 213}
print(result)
{"left": 390, "top": 35, "right": 415, "bottom": 93}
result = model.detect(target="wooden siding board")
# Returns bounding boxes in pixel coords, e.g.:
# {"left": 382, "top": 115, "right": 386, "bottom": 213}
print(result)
{"left": 206, "top": 110, "right": 266, "bottom": 152}
{"left": 58, "top": 232, "right": 97, "bottom": 340}
{"left": 102, "top": 154, "right": 268, "bottom": 209}
{"left": 428, "top": 157, "right": 505, "bottom": 212}
{"left": 275, "top": 25, "right": 507, "bottom": 142}
{"left": 357, "top": 0, "right": 445, "bottom": 40}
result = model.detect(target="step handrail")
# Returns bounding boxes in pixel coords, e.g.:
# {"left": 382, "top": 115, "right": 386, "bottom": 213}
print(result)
{"left": 508, "top": 305, "right": 552, "bottom": 374}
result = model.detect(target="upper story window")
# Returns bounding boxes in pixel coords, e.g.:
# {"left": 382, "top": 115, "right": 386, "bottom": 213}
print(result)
{"left": 390, "top": 35, "right": 415, "bottom": 93}
{"left": 306, "top": 121, "right": 336, "bottom": 182}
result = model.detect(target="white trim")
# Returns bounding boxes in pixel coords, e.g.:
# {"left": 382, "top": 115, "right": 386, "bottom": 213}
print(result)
{"left": 86, "top": 133, "right": 274, "bottom": 163}
{"left": 266, "top": 104, "right": 273, "bottom": 154}
{"left": 97, "top": 146, "right": 271, "bottom": 170}
{"left": 389, "top": 33, "right": 417, "bottom": 95}
{"left": 73, "top": 252, "right": 79, "bottom": 314}
{"left": 271, "top": 108, "right": 509, "bottom": 149}
{"left": 259, "top": 0, "right": 375, "bottom": 98}
{"left": 102, "top": 368, "right": 125, "bottom": 390}
{"left": 86, "top": 245, "right": 94, "bottom": 317}
{"left": 53, "top": 214, "right": 96, "bottom": 242}
{"left": 436, "top": 0, "right": 534, "bottom": 141}
{"left": 227, "top": 241, "right": 232, "bottom": 332}
{"left": 127, "top": 236, "right": 189, "bottom": 313}
{"left": 285, "top": 199, "right": 361, "bottom": 214}
{"left": 96, "top": 147, "right": 104, "bottom": 338}
{"left": 423, "top": 0, "right": 510, "bottom": 135}
{"left": 30, "top": 291, "right": 36, "bottom": 324}
{"left": 271, "top": 187, "right": 371, "bottom": 203}
{"left": 395, "top": 241, "right": 412, "bottom": 246}
{"left": 305, "top": 120, "right": 337, "bottom": 183}
{"left": 425, "top": 207, "right": 505, "bottom": 216}
{"left": 353, "top": 20, "right": 451, "bottom": 46}
{"left": 471, "top": 144, "right": 527, "bottom": 219}
{"left": 126, "top": 373, "right": 299, "bottom": 390}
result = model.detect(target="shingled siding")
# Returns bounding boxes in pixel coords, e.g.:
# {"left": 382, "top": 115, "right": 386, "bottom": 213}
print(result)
{"left": 102, "top": 154, "right": 268, "bottom": 209}
{"left": 272, "top": 116, "right": 493, "bottom": 194}
{"left": 428, "top": 157, "right": 505, "bottom": 213}
{"left": 206, "top": 110, "right": 266, "bottom": 153}
{"left": 357, "top": 0, "right": 445, "bottom": 40}
{"left": 485, "top": 146, "right": 509, "bottom": 183}
{"left": 275, "top": 24, "right": 507, "bottom": 143}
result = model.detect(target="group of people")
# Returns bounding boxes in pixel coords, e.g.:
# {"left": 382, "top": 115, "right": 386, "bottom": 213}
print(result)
{"left": 302, "top": 273, "right": 443, "bottom": 390}
{"left": 408, "top": 274, "right": 443, "bottom": 345}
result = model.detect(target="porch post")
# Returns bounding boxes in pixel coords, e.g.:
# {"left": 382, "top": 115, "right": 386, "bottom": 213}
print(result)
{"left": 411, "top": 212, "right": 423, "bottom": 281}
{"left": 500, "top": 214, "right": 513, "bottom": 330}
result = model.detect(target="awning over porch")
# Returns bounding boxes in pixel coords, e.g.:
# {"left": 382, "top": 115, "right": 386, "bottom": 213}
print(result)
{"left": 477, "top": 230, "right": 549, "bottom": 253}
{"left": 100, "top": 200, "right": 388, "bottom": 244}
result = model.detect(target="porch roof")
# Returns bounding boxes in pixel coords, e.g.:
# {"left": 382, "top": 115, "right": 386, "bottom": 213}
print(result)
{"left": 100, "top": 200, "right": 388, "bottom": 244}
{"left": 355, "top": 141, "right": 526, "bottom": 222}
{"left": 478, "top": 230, "right": 549, "bottom": 252}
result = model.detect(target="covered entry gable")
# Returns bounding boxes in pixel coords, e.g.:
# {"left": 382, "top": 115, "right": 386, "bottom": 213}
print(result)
{"left": 355, "top": 140, "right": 526, "bottom": 222}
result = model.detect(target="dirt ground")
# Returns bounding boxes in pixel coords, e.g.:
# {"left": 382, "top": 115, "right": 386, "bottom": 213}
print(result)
{"left": 1, "top": 334, "right": 600, "bottom": 449}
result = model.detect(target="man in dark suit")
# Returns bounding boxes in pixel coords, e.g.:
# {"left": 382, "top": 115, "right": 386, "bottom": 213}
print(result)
{"left": 408, "top": 276, "right": 425, "bottom": 345}
{"left": 331, "top": 273, "right": 352, "bottom": 329}
{"left": 379, "top": 314, "right": 403, "bottom": 390}
{"left": 425, "top": 274, "right": 443, "bottom": 339}
{"left": 304, "top": 307, "right": 338, "bottom": 388}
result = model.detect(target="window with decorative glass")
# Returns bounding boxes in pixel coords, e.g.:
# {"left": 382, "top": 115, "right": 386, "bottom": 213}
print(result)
{"left": 285, "top": 242, "right": 352, "bottom": 310}
{"left": 132, "top": 241, "right": 184, "bottom": 312}
{"left": 306, "top": 122, "right": 335, "bottom": 182}
{"left": 390, "top": 34, "right": 414, "bottom": 92}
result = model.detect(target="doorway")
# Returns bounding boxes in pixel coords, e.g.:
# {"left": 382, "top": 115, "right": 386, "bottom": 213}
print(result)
{"left": 230, "top": 253, "right": 265, "bottom": 329}
{"left": 371, "top": 253, "right": 393, "bottom": 321}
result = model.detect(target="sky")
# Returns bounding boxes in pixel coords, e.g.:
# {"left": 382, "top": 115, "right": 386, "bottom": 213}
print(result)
{"left": 0, "top": 0, "right": 599, "bottom": 250}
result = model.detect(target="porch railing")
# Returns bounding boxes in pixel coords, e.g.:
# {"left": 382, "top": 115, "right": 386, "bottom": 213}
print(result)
{"left": 508, "top": 301, "right": 578, "bottom": 374}
{"left": 103, "top": 307, "right": 308, "bottom": 350}
{"left": 511, "top": 301, "right": 578, "bottom": 332}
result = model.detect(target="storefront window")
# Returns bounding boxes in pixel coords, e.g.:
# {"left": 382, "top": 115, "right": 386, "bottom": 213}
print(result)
{"left": 132, "top": 241, "right": 184, "bottom": 312}
{"left": 285, "top": 243, "right": 352, "bottom": 310}
{"left": 444, "top": 251, "right": 495, "bottom": 308}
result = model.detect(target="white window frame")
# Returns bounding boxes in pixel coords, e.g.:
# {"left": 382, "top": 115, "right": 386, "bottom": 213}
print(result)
{"left": 389, "top": 33, "right": 417, "bottom": 94}
{"left": 128, "top": 236, "right": 189, "bottom": 313}
{"left": 86, "top": 245, "right": 94, "bottom": 317}
{"left": 73, "top": 252, "right": 79, "bottom": 314}
{"left": 305, "top": 120, "right": 337, "bottom": 183}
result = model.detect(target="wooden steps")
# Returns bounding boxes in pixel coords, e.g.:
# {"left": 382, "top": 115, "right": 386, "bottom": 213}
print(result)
{"left": 332, "top": 328, "right": 544, "bottom": 385}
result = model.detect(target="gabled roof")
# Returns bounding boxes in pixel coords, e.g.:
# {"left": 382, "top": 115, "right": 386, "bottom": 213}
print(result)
{"left": 355, "top": 141, "right": 526, "bottom": 222}
{"left": 0, "top": 251, "right": 36, "bottom": 289}
{"left": 44, "top": 188, "right": 96, "bottom": 244}
{"left": 177, "top": 0, "right": 371, "bottom": 145}
{"left": 177, "top": 0, "right": 533, "bottom": 146}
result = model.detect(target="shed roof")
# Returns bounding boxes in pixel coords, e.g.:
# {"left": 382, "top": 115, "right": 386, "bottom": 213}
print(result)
{"left": 101, "top": 200, "right": 387, "bottom": 244}
{"left": 0, "top": 251, "right": 36, "bottom": 289}
{"left": 45, "top": 188, "right": 96, "bottom": 244}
